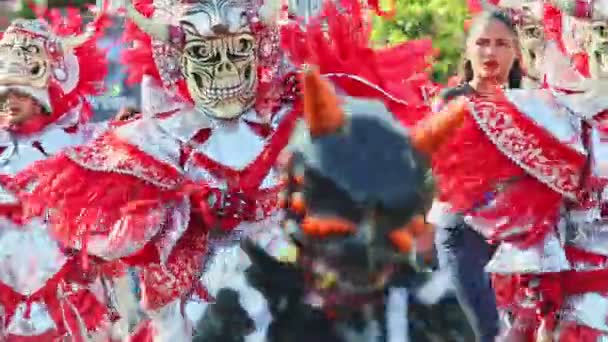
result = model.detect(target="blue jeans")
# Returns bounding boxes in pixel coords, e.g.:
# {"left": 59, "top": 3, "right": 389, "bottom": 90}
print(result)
{"left": 435, "top": 221, "right": 500, "bottom": 342}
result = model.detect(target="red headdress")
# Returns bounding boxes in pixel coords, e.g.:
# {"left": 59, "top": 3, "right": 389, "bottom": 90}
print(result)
{"left": 0, "top": 5, "right": 111, "bottom": 133}
{"left": 281, "top": 0, "right": 435, "bottom": 126}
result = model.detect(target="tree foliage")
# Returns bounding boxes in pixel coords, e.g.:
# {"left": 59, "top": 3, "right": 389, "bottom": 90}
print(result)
{"left": 13, "top": 0, "right": 96, "bottom": 19}
{"left": 371, "top": 0, "right": 468, "bottom": 82}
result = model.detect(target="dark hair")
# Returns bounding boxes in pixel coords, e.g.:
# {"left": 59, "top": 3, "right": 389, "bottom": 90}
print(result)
{"left": 460, "top": 10, "right": 523, "bottom": 89}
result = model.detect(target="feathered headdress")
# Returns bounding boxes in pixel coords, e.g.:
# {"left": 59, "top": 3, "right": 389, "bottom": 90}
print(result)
{"left": 0, "top": 4, "right": 111, "bottom": 130}
{"left": 281, "top": 0, "right": 435, "bottom": 126}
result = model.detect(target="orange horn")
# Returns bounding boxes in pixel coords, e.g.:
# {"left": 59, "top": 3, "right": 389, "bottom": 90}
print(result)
{"left": 410, "top": 98, "right": 468, "bottom": 155}
{"left": 302, "top": 67, "right": 346, "bottom": 137}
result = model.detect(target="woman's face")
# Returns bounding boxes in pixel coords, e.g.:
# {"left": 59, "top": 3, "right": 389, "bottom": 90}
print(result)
{"left": 466, "top": 19, "right": 518, "bottom": 84}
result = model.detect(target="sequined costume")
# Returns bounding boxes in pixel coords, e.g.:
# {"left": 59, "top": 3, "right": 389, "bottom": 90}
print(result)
{"left": 509, "top": 2, "right": 608, "bottom": 340}
{"left": 13, "top": 0, "right": 300, "bottom": 340}
{"left": 0, "top": 10, "right": 113, "bottom": 341}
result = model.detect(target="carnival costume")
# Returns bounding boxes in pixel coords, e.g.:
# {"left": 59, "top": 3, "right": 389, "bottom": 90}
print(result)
{"left": 188, "top": 0, "right": 435, "bottom": 339}
{"left": 498, "top": 1, "right": 608, "bottom": 340}
{"left": 0, "top": 8, "right": 113, "bottom": 341}
{"left": 12, "top": 0, "right": 303, "bottom": 340}
{"left": 423, "top": 5, "right": 594, "bottom": 342}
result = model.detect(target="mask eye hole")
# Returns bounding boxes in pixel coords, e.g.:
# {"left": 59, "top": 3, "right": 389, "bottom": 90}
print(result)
{"left": 229, "top": 34, "right": 255, "bottom": 57}
{"left": 185, "top": 41, "right": 215, "bottom": 62}
{"left": 593, "top": 23, "right": 608, "bottom": 39}
{"left": 524, "top": 27, "right": 540, "bottom": 39}
{"left": 26, "top": 45, "right": 40, "bottom": 54}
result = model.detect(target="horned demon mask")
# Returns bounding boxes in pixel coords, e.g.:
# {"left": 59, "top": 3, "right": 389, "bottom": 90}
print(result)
{"left": 0, "top": 19, "right": 93, "bottom": 112}
{"left": 126, "top": 0, "right": 282, "bottom": 119}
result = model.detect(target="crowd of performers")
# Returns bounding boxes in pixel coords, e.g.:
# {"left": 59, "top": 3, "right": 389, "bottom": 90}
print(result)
{"left": 2, "top": 0, "right": 608, "bottom": 341}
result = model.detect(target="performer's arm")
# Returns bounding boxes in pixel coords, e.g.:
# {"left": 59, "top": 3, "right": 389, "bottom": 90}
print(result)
{"left": 410, "top": 96, "right": 468, "bottom": 155}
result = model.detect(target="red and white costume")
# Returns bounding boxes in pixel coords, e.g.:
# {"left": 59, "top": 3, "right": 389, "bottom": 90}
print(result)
{"left": 521, "top": 4, "right": 608, "bottom": 341}
{"left": 14, "top": 0, "right": 301, "bottom": 340}
{"left": 0, "top": 10, "right": 115, "bottom": 341}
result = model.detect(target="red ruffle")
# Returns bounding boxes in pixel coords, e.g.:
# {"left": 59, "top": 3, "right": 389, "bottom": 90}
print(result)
{"left": 43, "top": 6, "right": 111, "bottom": 128}
{"left": 543, "top": 4, "right": 567, "bottom": 54}
{"left": 139, "top": 214, "right": 208, "bottom": 310}
{"left": 17, "top": 151, "right": 186, "bottom": 257}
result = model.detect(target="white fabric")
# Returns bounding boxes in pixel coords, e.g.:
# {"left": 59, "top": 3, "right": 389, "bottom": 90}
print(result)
{"left": 148, "top": 300, "right": 193, "bottom": 342}
{"left": 185, "top": 218, "right": 289, "bottom": 342}
{"left": 485, "top": 231, "right": 571, "bottom": 274}
{"left": 426, "top": 201, "right": 461, "bottom": 229}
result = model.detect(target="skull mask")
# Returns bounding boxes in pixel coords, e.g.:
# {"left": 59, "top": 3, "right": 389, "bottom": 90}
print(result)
{"left": 0, "top": 19, "right": 92, "bottom": 111}
{"left": 586, "top": 19, "right": 608, "bottom": 79}
{"left": 180, "top": 20, "right": 257, "bottom": 119}
{"left": 126, "top": 0, "right": 261, "bottom": 120}
{"left": 0, "top": 30, "right": 50, "bottom": 90}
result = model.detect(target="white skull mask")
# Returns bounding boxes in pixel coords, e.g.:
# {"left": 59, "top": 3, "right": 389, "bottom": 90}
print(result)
{"left": 586, "top": 20, "right": 608, "bottom": 79}
{"left": 0, "top": 27, "right": 51, "bottom": 90}
{"left": 0, "top": 19, "right": 92, "bottom": 111}
{"left": 180, "top": 22, "right": 257, "bottom": 119}
{"left": 125, "top": 0, "right": 265, "bottom": 120}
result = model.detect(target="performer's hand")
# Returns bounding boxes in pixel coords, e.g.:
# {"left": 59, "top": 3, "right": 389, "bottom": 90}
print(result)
{"left": 410, "top": 95, "right": 468, "bottom": 155}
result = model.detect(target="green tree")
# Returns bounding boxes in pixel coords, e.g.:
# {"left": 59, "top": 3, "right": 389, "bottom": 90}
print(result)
{"left": 371, "top": 0, "right": 468, "bottom": 82}
{"left": 13, "top": 0, "right": 95, "bottom": 19}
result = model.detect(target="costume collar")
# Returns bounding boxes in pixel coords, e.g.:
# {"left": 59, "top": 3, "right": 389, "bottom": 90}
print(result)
{"left": 157, "top": 105, "right": 266, "bottom": 143}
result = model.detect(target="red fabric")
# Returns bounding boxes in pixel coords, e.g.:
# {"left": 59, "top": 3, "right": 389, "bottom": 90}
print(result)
{"left": 572, "top": 52, "right": 591, "bottom": 77}
{"left": 40, "top": 6, "right": 110, "bottom": 129}
{"left": 129, "top": 320, "right": 154, "bottom": 342}
{"left": 280, "top": 0, "right": 435, "bottom": 127}
{"left": 544, "top": 3, "right": 567, "bottom": 54}
{"left": 188, "top": 106, "right": 300, "bottom": 230}
{"left": 558, "top": 322, "right": 604, "bottom": 342}
{"left": 138, "top": 107, "right": 300, "bottom": 309}
{"left": 139, "top": 213, "right": 208, "bottom": 310}
{"left": 432, "top": 96, "right": 584, "bottom": 247}
{"left": 17, "top": 136, "right": 188, "bottom": 256}
{"left": 0, "top": 258, "right": 110, "bottom": 341}
{"left": 466, "top": 0, "right": 499, "bottom": 14}
{"left": 6, "top": 331, "right": 61, "bottom": 342}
